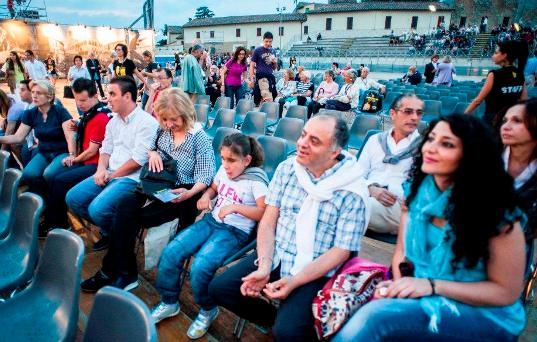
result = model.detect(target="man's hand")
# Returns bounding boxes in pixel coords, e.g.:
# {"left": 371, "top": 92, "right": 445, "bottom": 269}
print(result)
{"left": 369, "top": 185, "right": 397, "bottom": 207}
{"left": 170, "top": 188, "right": 191, "bottom": 204}
{"left": 263, "top": 277, "right": 297, "bottom": 300}
{"left": 62, "top": 155, "right": 76, "bottom": 167}
{"left": 241, "top": 269, "right": 271, "bottom": 297}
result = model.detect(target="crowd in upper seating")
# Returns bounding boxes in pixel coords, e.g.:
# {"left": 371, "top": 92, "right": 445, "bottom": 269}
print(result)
{"left": 0, "top": 29, "right": 536, "bottom": 341}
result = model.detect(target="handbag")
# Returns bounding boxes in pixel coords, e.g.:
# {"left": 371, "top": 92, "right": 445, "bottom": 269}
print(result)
{"left": 139, "top": 130, "right": 178, "bottom": 198}
{"left": 312, "top": 257, "right": 389, "bottom": 340}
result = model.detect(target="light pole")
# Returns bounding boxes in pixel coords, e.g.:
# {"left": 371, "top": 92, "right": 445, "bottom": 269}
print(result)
{"left": 428, "top": 4, "right": 437, "bottom": 36}
{"left": 276, "top": 6, "right": 286, "bottom": 51}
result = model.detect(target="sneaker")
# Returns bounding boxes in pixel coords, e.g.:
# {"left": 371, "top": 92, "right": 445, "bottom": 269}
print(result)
{"left": 110, "top": 274, "right": 139, "bottom": 292}
{"left": 151, "top": 301, "right": 180, "bottom": 324}
{"left": 92, "top": 235, "right": 110, "bottom": 251}
{"left": 187, "top": 307, "right": 219, "bottom": 339}
{"left": 81, "top": 270, "right": 113, "bottom": 292}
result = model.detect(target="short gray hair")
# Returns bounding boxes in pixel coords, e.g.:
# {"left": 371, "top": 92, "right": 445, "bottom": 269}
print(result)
{"left": 314, "top": 113, "right": 349, "bottom": 149}
{"left": 192, "top": 44, "right": 204, "bottom": 52}
{"left": 345, "top": 69, "right": 358, "bottom": 82}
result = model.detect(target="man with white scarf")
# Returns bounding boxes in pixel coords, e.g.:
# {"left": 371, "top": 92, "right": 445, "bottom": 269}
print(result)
{"left": 209, "top": 113, "right": 369, "bottom": 342}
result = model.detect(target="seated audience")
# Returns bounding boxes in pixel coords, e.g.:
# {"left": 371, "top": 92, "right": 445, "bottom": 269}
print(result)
{"left": 151, "top": 133, "right": 268, "bottom": 339}
{"left": 67, "top": 55, "right": 91, "bottom": 83}
{"left": 401, "top": 66, "right": 423, "bottom": 85}
{"left": 80, "top": 87, "right": 214, "bottom": 291}
{"left": 334, "top": 114, "right": 527, "bottom": 341}
{"left": 284, "top": 70, "right": 314, "bottom": 109}
{"left": 325, "top": 69, "right": 360, "bottom": 112}
{"left": 354, "top": 67, "right": 386, "bottom": 102}
{"left": 209, "top": 113, "right": 370, "bottom": 341}
{"left": 66, "top": 76, "right": 158, "bottom": 252}
{"left": 40, "top": 78, "right": 110, "bottom": 237}
{"left": 0, "top": 80, "right": 75, "bottom": 196}
{"left": 275, "top": 69, "right": 297, "bottom": 118}
{"left": 145, "top": 68, "right": 173, "bottom": 116}
{"left": 308, "top": 70, "right": 339, "bottom": 117}
{"left": 357, "top": 93, "right": 424, "bottom": 235}
{"left": 206, "top": 65, "right": 222, "bottom": 106}
{"left": 294, "top": 66, "right": 304, "bottom": 82}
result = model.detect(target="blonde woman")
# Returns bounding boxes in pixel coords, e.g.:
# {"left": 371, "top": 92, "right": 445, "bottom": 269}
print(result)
{"left": 0, "top": 80, "right": 75, "bottom": 196}
{"left": 81, "top": 88, "right": 215, "bottom": 292}
{"left": 275, "top": 69, "right": 297, "bottom": 117}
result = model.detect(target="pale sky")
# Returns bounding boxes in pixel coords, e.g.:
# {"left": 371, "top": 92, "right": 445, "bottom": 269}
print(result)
{"left": 44, "top": 0, "right": 301, "bottom": 34}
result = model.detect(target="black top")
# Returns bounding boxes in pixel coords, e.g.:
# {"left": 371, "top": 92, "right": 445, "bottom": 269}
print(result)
{"left": 484, "top": 66, "right": 524, "bottom": 123}
{"left": 424, "top": 62, "right": 436, "bottom": 83}
{"left": 112, "top": 58, "right": 137, "bottom": 78}
{"left": 516, "top": 172, "right": 537, "bottom": 241}
{"left": 86, "top": 59, "right": 102, "bottom": 80}
{"left": 21, "top": 104, "right": 72, "bottom": 154}
{"left": 45, "top": 59, "right": 57, "bottom": 75}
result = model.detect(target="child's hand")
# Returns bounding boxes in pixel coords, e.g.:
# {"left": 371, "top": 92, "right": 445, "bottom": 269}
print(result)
{"left": 218, "top": 204, "right": 236, "bottom": 220}
{"left": 197, "top": 197, "right": 212, "bottom": 211}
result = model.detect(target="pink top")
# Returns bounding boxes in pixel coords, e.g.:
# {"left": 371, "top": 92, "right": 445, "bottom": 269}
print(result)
{"left": 225, "top": 59, "right": 248, "bottom": 86}
{"left": 314, "top": 81, "right": 339, "bottom": 100}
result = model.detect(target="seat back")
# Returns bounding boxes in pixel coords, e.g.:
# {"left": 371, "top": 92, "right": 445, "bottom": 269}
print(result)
{"left": 274, "top": 117, "right": 304, "bottom": 144}
{"left": 418, "top": 121, "right": 429, "bottom": 135}
{"left": 235, "top": 99, "right": 254, "bottom": 117}
{"left": 450, "top": 92, "right": 468, "bottom": 103}
{"left": 427, "top": 91, "right": 440, "bottom": 100}
{"left": 285, "top": 105, "right": 307, "bottom": 122}
{"left": 417, "top": 94, "right": 430, "bottom": 100}
{"left": 0, "top": 150, "right": 9, "bottom": 190}
{"left": 194, "top": 104, "right": 210, "bottom": 126}
{"left": 383, "top": 92, "right": 403, "bottom": 109}
{"left": 0, "top": 168, "right": 23, "bottom": 239}
{"left": 214, "top": 96, "right": 231, "bottom": 110}
{"left": 356, "top": 129, "right": 381, "bottom": 160}
{"left": 212, "top": 127, "right": 240, "bottom": 170}
{"left": 439, "top": 96, "right": 459, "bottom": 115}
{"left": 423, "top": 100, "right": 442, "bottom": 119}
{"left": 241, "top": 111, "right": 267, "bottom": 137}
{"left": 206, "top": 108, "right": 236, "bottom": 138}
{"left": 452, "top": 102, "right": 470, "bottom": 115}
{"left": 350, "top": 114, "right": 381, "bottom": 139}
{"left": 436, "top": 89, "right": 450, "bottom": 97}
{"left": 257, "top": 135, "right": 288, "bottom": 180}
{"left": 83, "top": 286, "right": 157, "bottom": 342}
{"left": 195, "top": 95, "right": 211, "bottom": 105}
{"left": 259, "top": 102, "right": 279, "bottom": 123}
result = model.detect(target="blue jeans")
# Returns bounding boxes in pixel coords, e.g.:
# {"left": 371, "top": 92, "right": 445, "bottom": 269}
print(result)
{"left": 65, "top": 175, "right": 138, "bottom": 234}
{"left": 225, "top": 85, "right": 244, "bottom": 109}
{"left": 141, "top": 92, "right": 149, "bottom": 110}
{"left": 333, "top": 298, "right": 517, "bottom": 342}
{"left": 156, "top": 214, "right": 249, "bottom": 310}
{"left": 22, "top": 152, "right": 68, "bottom": 197}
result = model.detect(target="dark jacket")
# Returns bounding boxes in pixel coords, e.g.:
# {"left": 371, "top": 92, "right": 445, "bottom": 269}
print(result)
{"left": 424, "top": 62, "right": 436, "bottom": 83}
{"left": 86, "top": 58, "right": 102, "bottom": 80}
{"left": 517, "top": 173, "right": 537, "bottom": 241}
{"left": 402, "top": 71, "right": 422, "bottom": 85}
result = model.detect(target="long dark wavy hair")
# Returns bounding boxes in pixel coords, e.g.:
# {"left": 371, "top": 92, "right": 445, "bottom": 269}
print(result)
{"left": 7, "top": 51, "right": 24, "bottom": 73}
{"left": 231, "top": 46, "right": 247, "bottom": 65}
{"left": 406, "top": 114, "right": 518, "bottom": 269}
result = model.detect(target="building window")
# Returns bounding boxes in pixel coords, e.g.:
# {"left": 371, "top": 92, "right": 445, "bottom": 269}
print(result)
{"left": 279, "top": 26, "right": 284, "bottom": 36}
{"left": 257, "top": 28, "right": 261, "bottom": 36}
{"left": 304, "top": 25, "right": 308, "bottom": 35}
{"left": 385, "top": 16, "right": 392, "bottom": 29}
{"left": 210, "top": 31, "right": 214, "bottom": 38}
{"left": 411, "top": 16, "right": 418, "bottom": 29}
{"left": 459, "top": 16, "right": 467, "bottom": 27}
{"left": 347, "top": 17, "right": 353, "bottom": 30}
{"left": 236, "top": 28, "right": 240, "bottom": 37}
{"left": 196, "top": 32, "right": 200, "bottom": 39}
{"left": 326, "top": 18, "right": 332, "bottom": 31}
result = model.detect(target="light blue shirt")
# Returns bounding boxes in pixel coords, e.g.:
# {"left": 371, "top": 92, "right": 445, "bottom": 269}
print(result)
{"left": 68, "top": 65, "right": 91, "bottom": 82}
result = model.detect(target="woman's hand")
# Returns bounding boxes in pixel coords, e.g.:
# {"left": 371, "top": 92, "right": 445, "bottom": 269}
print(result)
{"left": 197, "top": 196, "right": 213, "bottom": 211}
{"left": 171, "top": 188, "right": 191, "bottom": 203}
{"left": 376, "top": 277, "right": 433, "bottom": 299}
{"left": 62, "top": 155, "right": 76, "bottom": 167}
{"left": 148, "top": 151, "right": 163, "bottom": 172}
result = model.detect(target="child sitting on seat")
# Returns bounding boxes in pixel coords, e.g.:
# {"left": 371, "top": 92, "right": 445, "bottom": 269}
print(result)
{"left": 150, "top": 133, "right": 269, "bottom": 339}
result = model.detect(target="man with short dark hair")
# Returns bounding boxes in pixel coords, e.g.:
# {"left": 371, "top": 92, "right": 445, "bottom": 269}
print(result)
{"left": 66, "top": 76, "right": 158, "bottom": 251}
{"left": 424, "top": 55, "right": 439, "bottom": 84}
{"left": 209, "top": 113, "right": 370, "bottom": 341}
{"left": 250, "top": 32, "right": 278, "bottom": 104}
{"left": 23, "top": 50, "right": 47, "bottom": 81}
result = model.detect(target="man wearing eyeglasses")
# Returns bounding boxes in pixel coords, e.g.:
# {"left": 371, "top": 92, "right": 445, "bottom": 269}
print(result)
{"left": 356, "top": 93, "right": 423, "bottom": 235}
{"left": 144, "top": 68, "right": 173, "bottom": 116}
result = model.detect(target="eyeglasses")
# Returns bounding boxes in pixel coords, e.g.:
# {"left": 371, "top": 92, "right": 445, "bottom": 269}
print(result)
{"left": 397, "top": 108, "right": 423, "bottom": 116}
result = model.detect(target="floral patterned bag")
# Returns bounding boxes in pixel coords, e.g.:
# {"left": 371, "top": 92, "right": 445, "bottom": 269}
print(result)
{"left": 312, "top": 257, "right": 389, "bottom": 340}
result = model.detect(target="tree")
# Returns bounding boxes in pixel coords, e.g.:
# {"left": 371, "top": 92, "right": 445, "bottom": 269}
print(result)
{"left": 162, "top": 24, "right": 168, "bottom": 36}
{"left": 194, "top": 6, "right": 215, "bottom": 19}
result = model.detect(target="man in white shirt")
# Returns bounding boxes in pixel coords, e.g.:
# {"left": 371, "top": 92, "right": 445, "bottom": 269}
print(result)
{"left": 356, "top": 93, "right": 423, "bottom": 234}
{"left": 23, "top": 50, "right": 48, "bottom": 81}
{"left": 354, "top": 67, "right": 385, "bottom": 102}
{"left": 66, "top": 76, "right": 158, "bottom": 251}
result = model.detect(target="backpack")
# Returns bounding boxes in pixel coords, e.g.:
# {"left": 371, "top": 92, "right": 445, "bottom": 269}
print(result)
{"left": 312, "top": 257, "right": 389, "bottom": 340}
{"left": 360, "top": 89, "right": 383, "bottom": 113}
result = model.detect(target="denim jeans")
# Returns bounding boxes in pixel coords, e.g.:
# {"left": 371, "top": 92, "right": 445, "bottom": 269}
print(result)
{"left": 332, "top": 298, "right": 517, "bottom": 342}
{"left": 65, "top": 175, "right": 138, "bottom": 234}
{"left": 22, "top": 152, "right": 68, "bottom": 197}
{"left": 225, "top": 85, "right": 244, "bottom": 109}
{"left": 141, "top": 92, "right": 150, "bottom": 111}
{"left": 156, "top": 214, "right": 249, "bottom": 310}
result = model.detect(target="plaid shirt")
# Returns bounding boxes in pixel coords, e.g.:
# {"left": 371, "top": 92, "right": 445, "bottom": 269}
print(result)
{"left": 266, "top": 155, "right": 367, "bottom": 278}
{"left": 151, "top": 126, "right": 215, "bottom": 186}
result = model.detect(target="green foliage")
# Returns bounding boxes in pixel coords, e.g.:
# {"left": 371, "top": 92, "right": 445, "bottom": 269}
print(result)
{"left": 194, "top": 6, "right": 215, "bottom": 19}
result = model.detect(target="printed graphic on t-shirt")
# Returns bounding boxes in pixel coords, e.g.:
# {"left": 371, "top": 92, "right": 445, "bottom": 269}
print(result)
{"left": 501, "top": 85, "right": 523, "bottom": 94}
{"left": 261, "top": 52, "right": 275, "bottom": 66}
{"left": 215, "top": 182, "right": 244, "bottom": 209}
{"left": 115, "top": 65, "right": 127, "bottom": 77}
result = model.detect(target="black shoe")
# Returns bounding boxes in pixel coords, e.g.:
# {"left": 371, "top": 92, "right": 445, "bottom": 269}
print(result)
{"left": 111, "top": 274, "right": 139, "bottom": 292}
{"left": 92, "top": 235, "right": 110, "bottom": 251}
{"left": 81, "top": 270, "right": 113, "bottom": 292}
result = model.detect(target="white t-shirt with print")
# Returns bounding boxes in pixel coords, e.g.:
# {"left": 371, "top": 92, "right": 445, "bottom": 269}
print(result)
{"left": 211, "top": 166, "right": 268, "bottom": 235}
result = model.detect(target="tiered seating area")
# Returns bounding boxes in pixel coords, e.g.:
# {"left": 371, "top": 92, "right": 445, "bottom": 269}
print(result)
{"left": 286, "top": 37, "right": 417, "bottom": 57}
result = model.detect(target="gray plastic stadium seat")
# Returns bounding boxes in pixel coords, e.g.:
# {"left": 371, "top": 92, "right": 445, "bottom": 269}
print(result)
{"left": 194, "top": 104, "right": 210, "bottom": 127}
{"left": 257, "top": 135, "right": 288, "bottom": 180}
{"left": 83, "top": 286, "right": 157, "bottom": 342}
{"left": 0, "top": 192, "right": 43, "bottom": 294}
{"left": 274, "top": 117, "right": 305, "bottom": 153}
{"left": 0, "top": 169, "right": 23, "bottom": 239}
{"left": 417, "top": 94, "right": 430, "bottom": 100}
{"left": 234, "top": 99, "right": 254, "bottom": 125}
{"left": 422, "top": 100, "right": 442, "bottom": 121}
{"left": 240, "top": 111, "right": 267, "bottom": 138}
{"left": 209, "top": 96, "right": 231, "bottom": 119}
{"left": 418, "top": 121, "right": 429, "bottom": 135}
{"left": 439, "top": 96, "right": 459, "bottom": 116}
{"left": 383, "top": 92, "right": 403, "bottom": 112}
{"left": 347, "top": 114, "right": 381, "bottom": 150}
{"left": 212, "top": 127, "right": 240, "bottom": 170}
{"left": 0, "top": 229, "right": 84, "bottom": 341}
{"left": 450, "top": 92, "right": 468, "bottom": 103}
{"left": 195, "top": 95, "right": 211, "bottom": 105}
{"left": 285, "top": 105, "right": 307, "bottom": 123}
{"left": 436, "top": 89, "right": 450, "bottom": 97}
{"left": 259, "top": 102, "right": 280, "bottom": 127}
{"left": 452, "top": 102, "right": 470, "bottom": 115}
{"left": 427, "top": 91, "right": 440, "bottom": 100}
{"left": 205, "top": 108, "right": 236, "bottom": 139}
{"left": 356, "top": 129, "right": 381, "bottom": 160}
{"left": 0, "top": 150, "right": 9, "bottom": 192}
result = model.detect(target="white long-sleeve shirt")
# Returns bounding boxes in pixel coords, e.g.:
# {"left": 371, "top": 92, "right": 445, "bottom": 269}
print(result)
{"left": 100, "top": 106, "right": 158, "bottom": 182}
{"left": 24, "top": 59, "right": 48, "bottom": 80}
{"left": 68, "top": 65, "right": 91, "bottom": 82}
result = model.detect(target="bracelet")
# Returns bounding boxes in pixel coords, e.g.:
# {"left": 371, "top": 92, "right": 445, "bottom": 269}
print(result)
{"left": 428, "top": 278, "right": 436, "bottom": 296}
{"left": 69, "top": 152, "right": 75, "bottom": 156}
{"left": 254, "top": 256, "right": 273, "bottom": 267}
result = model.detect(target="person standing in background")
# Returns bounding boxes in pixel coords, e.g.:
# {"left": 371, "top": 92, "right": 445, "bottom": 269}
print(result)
{"left": 86, "top": 51, "right": 106, "bottom": 99}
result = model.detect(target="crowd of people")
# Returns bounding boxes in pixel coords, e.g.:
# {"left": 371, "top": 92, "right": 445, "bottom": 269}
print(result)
{"left": 0, "top": 28, "right": 535, "bottom": 342}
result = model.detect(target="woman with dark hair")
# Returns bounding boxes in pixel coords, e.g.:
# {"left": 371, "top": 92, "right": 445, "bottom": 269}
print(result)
{"left": 334, "top": 114, "right": 527, "bottom": 341}
{"left": 221, "top": 46, "right": 248, "bottom": 108}
{"left": 112, "top": 43, "right": 147, "bottom": 87}
{"left": 3, "top": 51, "right": 26, "bottom": 93}
{"left": 466, "top": 40, "right": 529, "bottom": 125}
{"left": 68, "top": 55, "right": 91, "bottom": 83}
{"left": 45, "top": 56, "right": 58, "bottom": 86}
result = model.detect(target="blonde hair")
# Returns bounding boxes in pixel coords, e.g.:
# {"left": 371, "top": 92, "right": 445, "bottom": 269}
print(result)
{"left": 154, "top": 88, "right": 196, "bottom": 131}
{"left": 284, "top": 68, "right": 294, "bottom": 80}
{"left": 30, "top": 80, "right": 55, "bottom": 104}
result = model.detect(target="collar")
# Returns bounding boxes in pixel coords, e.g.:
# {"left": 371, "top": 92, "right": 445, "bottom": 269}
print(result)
{"left": 388, "top": 128, "right": 421, "bottom": 146}
{"left": 118, "top": 106, "right": 139, "bottom": 123}
{"left": 303, "top": 150, "right": 353, "bottom": 183}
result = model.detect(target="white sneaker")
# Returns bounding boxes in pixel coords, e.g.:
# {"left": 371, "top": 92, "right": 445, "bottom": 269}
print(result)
{"left": 150, "top": 301, "right": 180, "bottom": 324}
{"left": 187, "top": 307, "right": 219, "bottom": 339}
